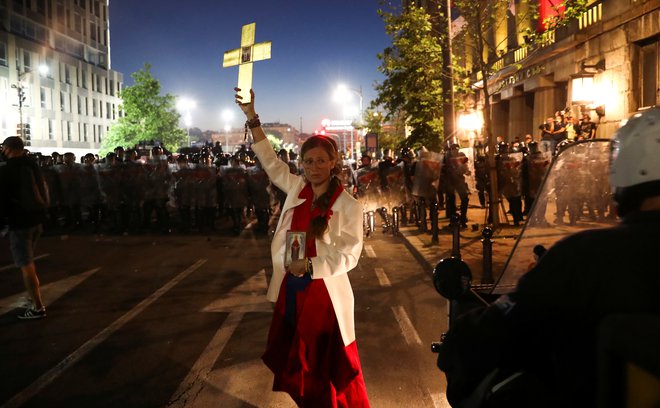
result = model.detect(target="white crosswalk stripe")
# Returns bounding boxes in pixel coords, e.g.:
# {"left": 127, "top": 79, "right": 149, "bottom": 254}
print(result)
{"left": 373, "top": 267, "right": 391, "bottom": 287}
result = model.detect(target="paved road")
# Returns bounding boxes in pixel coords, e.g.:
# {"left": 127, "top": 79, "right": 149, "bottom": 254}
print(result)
{"left": 0, "top": 225, "right": 449, "bottom": 407}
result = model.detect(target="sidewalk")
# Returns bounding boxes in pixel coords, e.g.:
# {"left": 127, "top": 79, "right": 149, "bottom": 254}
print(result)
{"left": 395, "top": 205, "right": 523, "bottom": 285}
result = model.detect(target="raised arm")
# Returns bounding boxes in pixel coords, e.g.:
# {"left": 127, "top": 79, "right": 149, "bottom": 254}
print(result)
{"left": 235, "top": 88, "right": 266, "bottom": 144}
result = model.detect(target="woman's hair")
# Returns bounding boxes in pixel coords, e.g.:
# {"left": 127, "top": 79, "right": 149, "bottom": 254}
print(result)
{"left": 300, "top": 136, "right": 343, "bottom": 239}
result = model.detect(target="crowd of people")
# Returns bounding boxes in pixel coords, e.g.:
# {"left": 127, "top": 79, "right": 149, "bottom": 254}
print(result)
{"left": 539, "top": 109, "right": 598, "bottom": 154}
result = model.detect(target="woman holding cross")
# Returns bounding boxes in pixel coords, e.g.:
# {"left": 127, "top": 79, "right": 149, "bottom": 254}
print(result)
{"left": 235, "top": 88, "right": 370, "bottom": 407}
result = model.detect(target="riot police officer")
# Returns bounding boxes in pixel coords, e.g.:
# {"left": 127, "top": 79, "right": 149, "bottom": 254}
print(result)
{"left": 497, "top": 143, "right": 524, "bottom": 226}
{"left": 444, "top": 144, "right": 470, "bottom": 228}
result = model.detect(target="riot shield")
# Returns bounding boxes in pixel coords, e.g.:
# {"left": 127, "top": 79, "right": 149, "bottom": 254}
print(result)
{"left": 355, "top": 166, "right": 381, "bottom": 211}
{"left": 412, "top": 151, "right": 442, "bottom": 200}
{"left": 497, "top": 152, "right": 523, "bottom": 198}
{"left": 493, "top": 140, "right": 616, "bottom": 293}
{"left": 383, "top": 162, "right": 406, "bottom": 206}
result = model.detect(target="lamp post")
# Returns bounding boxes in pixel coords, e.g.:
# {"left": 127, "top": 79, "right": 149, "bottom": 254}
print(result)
{"left": 177, "top": 98, "right": 196, "bottom": 147}
{"left": 222, "top": 109, "right": 234, "bottom": 153}
{"left": 333, "top": 84, "right": 363, "bottom": 161}
{"left": 458, "top": 110, "right": 484, "bottom": 146}
{"left": 11, "top": 65, "right": 48, "bottom": 142}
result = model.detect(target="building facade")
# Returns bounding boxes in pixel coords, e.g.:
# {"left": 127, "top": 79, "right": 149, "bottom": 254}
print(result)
{"left": 0, "top": 0, "right": 123, "bottom": 156}
{"left": 458, "top": 0, "right": 659, "bottom": 143}
{"left": 410, "top": 0, "right": 659, "bottom": 144}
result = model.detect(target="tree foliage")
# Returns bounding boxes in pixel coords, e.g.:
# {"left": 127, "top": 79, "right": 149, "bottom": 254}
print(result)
{"left": 373, "top": 4, "right": 445, "bottom": 152}
{"left": 101, "top": 64, "right": 187, "bottom": 155}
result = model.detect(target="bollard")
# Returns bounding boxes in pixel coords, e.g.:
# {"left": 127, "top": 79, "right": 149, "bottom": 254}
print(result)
{"left": 481, "top": 226, "right": 494, "bottom": 284}
{"left": 419, "top": 198, "right": 427, "bottom": 232}
{"left": 401, "top": 203, "right": 408, "bottom": 225}
{"left": 451, "top": 212, "right": 461, "bottom": 258}
{"left": 392, "top": 206, "right": 400, "bottom": 235}
{"left": 367, "top": 210, "right": 376, "bottom": 237}
{"left": 380, "top": 207, "right": 390, "bottom": 233}
{"left": 430, "top": 201, "right": 439, "bottom": 244}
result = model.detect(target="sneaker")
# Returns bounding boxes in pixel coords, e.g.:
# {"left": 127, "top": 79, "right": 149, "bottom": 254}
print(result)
{"left": 17, "top": 307, "right": 46, "bottom": 320}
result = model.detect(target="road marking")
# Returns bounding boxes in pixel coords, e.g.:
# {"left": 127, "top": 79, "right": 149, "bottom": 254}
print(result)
{"left": 391, "top": 305, "right": 422, "bottom": 346}
{"left": 0, "top": 259, "right": 207, "bottom": 408}
{"left": 170, "top": 269, "right": 271, "bottom": 407}
{"left": 364, "top": 245, "right": 376, "bottom": 258}
{"left": 373, "top": 267, "right": 391, "bottom": 287}
{"left": 0, "top": 253, "right": 50, "bottom": 272}
{"left": 0, "top": 267, "right": 101, "bottom": 315}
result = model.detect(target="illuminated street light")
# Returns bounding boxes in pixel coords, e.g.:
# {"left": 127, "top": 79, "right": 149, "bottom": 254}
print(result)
{"left": 176, "top": 98, "right": 196, "bottom": 147}
{"left": 11, "top": 64, "right": 49, "bottom": 143}
{"left": 221, "top": 108, "right": 234, "bottom": 152}
{"left": 458, "top": 110, "right": 484, "bottom": 146}
{"left": 333, "top": 83, "right": 363, "bottom": 161}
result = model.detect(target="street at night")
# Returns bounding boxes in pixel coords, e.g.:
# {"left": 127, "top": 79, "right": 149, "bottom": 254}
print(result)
{"left": 0, "top": 224, "right": 448, "bottom": 407}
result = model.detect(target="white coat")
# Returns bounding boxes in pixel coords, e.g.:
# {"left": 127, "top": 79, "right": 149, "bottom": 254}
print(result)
{"left": 252, "top": 139, "right": 364, "bottom": 346}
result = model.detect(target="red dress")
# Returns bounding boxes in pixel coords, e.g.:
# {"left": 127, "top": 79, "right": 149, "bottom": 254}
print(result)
{"left": 262, "top": 183, "right": 370, "bottom": 407}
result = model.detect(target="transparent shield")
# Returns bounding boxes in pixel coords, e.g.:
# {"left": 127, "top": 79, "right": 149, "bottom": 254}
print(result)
{"left": 492, "top": 140, "right": 617, "bottom": 294}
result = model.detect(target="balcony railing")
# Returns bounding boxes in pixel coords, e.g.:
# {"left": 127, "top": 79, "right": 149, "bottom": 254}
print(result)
{"left": 488, "top": 0, "right": 604, "bottom": 77}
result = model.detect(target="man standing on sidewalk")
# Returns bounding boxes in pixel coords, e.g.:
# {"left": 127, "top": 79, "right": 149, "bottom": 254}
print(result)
{"left": 0, "top": 137, "right": 48, "bottom": 319}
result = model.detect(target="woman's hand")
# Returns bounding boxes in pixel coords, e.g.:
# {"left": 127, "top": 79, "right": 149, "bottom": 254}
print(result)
{"left": 234, "top": 87, "right": 257, "bottom": 120}
{"left": 286, "top": 259, "right": 308, "bottom": 278}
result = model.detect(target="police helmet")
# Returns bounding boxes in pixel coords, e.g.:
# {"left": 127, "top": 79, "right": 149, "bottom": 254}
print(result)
{"left": 528, "top": 141, "right": 539, "bottom": 154}
{"left": 400, "top": 147, "right": 414, "bottom": 160}
{"left": 609, "top": 107, "right": 660, "bottom": 215}
{"left": 555, "top": 139, "right": 573, "bottom": 154}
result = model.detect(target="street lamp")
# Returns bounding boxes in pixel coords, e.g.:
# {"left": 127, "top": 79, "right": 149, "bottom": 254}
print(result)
{"left": 177, "top": 97, "right": 196, "bottom": 147}
{"left": 333, "top": 83, "right": 363, "bottom": 161}
{"left": 11, "top": 64, "right": 49, "bottom": 143}
{"left": 222, "top": 108, "right": 234, "bottom": 153}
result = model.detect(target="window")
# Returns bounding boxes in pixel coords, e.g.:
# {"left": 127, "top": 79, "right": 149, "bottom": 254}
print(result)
{"left": 77, "top": 95, "right": 83, "bottom": 114}
{"left": 40, "top": 87, "right": 46, "bottom": 108}
{"left": 48, "top": 119, "right": 54, "bottom": 140}
{"left": 65, "top": 65, "right": 71, "bottom": 84}
{"left": 85, "top": 97, "right": 89, "bottom": 115}
{"left": 13, "top": 0, "right": 24, "bottom": 13}
{"left": 37, "top": 0, "right": 46, "bottom": 15}
{"left": 81, "top": 69, "right": 87, "bottom": 89}
{"left": 56, "top": 1, "right": 65, "bottom": 26}
{"left": 92, "top": 98, "right": 97, "bottom": 116}
{"left": 74, "top": 12, "right": 82, "bottom": 33}
{"left": 99, "top": 100, "right": 103, "bottom": 117}
{"left": 60, "top": 91, "right": 65, "bottom": 111}
{"left": 96, "top": 75, "right": 102, "bottom": 93}
{"left": 90, "top": 21, "right": 97, "bottom": 41}
{"left": 637, "top": 36, "right": 659, "bottom": 109}
{"left": 0, "top": 42, "right": 7, "bottom": 66}
{"left": 23, "top": 50, "right": 31, "bottom": 71}
{"left": 67, "top": 122, "right": 72, "bottom": 141}
{"left": 106, "top": 102, "right": 111, "bottom": 119}
{"left": 83, "top": 124, "right": 88, "bottom": 142}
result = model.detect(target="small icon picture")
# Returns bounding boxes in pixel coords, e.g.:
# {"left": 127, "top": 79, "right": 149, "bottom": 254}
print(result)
{"left": 241, "top": 46, "right": 252, "bottom": 63}
{"left": 285, "top": 231, "right": 306, "bottom": 266}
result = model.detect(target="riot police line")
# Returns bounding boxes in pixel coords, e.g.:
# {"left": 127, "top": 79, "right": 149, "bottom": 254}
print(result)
{"left": 350, "top": 137, "right": 614, "bottom": 241}
{"left": 0, "top": 145, "right": 277, "bottom": 237}
{"left": 2, "top": 136, "right": 614, "bottom": 239}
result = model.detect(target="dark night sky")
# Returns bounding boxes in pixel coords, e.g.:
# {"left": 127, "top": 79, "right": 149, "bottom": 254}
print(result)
{"left": 108, "top": 0, "right": 392, "bottom": 134}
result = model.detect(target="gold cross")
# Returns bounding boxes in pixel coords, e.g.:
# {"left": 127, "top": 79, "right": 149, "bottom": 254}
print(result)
{"left": 223, "top": 22, "right": 271, "bottom": 104}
